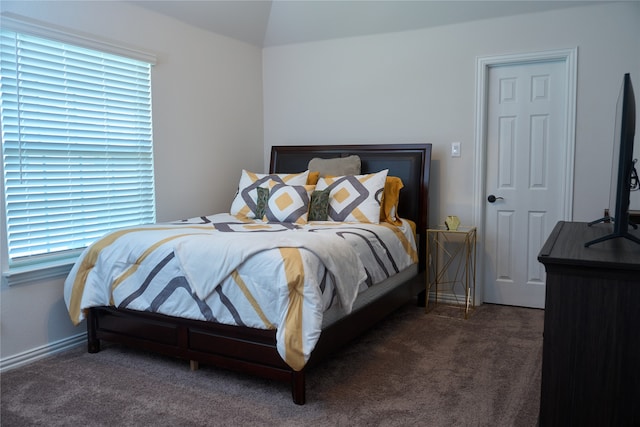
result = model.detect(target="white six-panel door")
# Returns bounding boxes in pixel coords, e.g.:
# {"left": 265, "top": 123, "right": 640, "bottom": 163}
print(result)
{"left": 482, "top": 60, "right": 568, "bottom": 308}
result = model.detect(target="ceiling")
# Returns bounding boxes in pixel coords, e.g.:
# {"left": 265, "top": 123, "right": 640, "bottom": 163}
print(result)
{"left": 130, "top": 0, "right": 605, "bottom": 48}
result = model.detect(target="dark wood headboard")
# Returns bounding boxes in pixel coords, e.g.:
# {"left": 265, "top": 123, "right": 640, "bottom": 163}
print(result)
{"left": 270, "top": 144, "right": 432, "bottom": 269}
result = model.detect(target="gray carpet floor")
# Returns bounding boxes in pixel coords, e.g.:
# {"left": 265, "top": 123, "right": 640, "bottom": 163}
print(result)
{"left": 1, "top": 303, "right": 543, "bottom": 426}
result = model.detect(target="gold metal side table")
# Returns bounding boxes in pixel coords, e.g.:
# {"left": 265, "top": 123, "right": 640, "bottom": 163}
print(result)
{"left": 425, "top": 226, "right": 477, "bottom": 319}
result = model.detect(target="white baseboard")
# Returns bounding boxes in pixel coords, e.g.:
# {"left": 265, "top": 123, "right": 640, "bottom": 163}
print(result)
{"left": 427, "top": 291, "right": 468, "bottom": 306}
{"left": 0, "top": 332, "right": 86, "bottom": 373}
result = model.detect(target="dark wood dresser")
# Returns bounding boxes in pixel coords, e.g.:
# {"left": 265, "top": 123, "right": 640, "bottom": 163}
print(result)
{"left": 537, "top": 221, "right": 640, "bottom": 426}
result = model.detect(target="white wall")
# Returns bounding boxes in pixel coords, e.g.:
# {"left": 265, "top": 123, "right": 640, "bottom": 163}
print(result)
{"left": 0, "top": 1, "right": 263, "bottom": 365}
{"left": 263, "top": 1, "right": 640, "bottom": 226}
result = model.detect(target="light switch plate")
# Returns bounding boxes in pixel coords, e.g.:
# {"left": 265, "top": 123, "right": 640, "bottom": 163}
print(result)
{"left": 451, "top": 141, "right": 461, "bottom": 157}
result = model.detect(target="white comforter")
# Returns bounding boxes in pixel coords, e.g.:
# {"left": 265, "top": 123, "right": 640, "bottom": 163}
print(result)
{"left": 64, "top": 213, "right": 417, "bottom": 370}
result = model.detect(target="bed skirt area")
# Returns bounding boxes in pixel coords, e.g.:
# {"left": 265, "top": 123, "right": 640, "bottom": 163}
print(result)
{"left": 86, "top": 266, "right": 424, "bottom": 404}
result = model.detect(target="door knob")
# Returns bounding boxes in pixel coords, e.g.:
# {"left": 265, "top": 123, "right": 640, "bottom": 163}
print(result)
{"left": 487, "top": 194, "right": 504, "bottom": 203}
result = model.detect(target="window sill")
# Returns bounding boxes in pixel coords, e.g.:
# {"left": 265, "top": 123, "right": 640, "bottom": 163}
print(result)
{"left": 3, "top": 258, "right": 76, "bottom": 286}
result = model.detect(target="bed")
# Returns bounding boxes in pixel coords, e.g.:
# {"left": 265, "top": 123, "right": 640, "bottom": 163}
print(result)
{"left": 64, "top": 143, "right": 431, "bottom": 404}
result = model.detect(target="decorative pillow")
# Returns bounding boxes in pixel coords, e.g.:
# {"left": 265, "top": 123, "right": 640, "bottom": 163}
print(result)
{"left": 308, "top": 155, "right": 361, "bottom": 177}
{"left": 264, "top": 184, "right": 315, "bottom": 224}
{"left": 229, "top": 169, "right": 309, "bottom": 218}
{"left": 315, "top": 169, "right": 389, "bottom": 223}
{"left": 307, "top": 171, "right": 320, "bottom": 186}
{"left": 254, "top": 187, "right": 269, "bottom": 219}
{"left": 380, "top": 176, "right": 404, "bottom": 225}
{"left": 308, "top": 188, "right": 331, "bottom": 221}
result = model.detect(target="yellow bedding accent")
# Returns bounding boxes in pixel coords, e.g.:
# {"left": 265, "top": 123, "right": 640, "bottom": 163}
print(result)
{"left": 381, "top": 222, "right": 419, "bottom": 263}
{"left": 68, "top": 225, "right": 212, "bottom": 325}
{"left": 109, "top": 232, "right": 213, "bottom": 304}
{"left": 230, "top": 270, "right": 275, "bottom": 330}
{"left": 280, "top": 247, "right": 306, "bottom": 371}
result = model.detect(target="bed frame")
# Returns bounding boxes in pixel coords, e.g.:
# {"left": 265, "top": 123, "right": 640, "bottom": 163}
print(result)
{"left": 86, "top": 143, "right": 432, "bottom": 404}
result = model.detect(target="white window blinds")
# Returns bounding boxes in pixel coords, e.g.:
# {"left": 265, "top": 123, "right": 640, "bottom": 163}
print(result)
{"left": 0, "top": 29, "right": 156, "bottom": 265}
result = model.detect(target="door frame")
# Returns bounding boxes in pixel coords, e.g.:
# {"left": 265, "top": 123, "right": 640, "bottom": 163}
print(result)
{"left": 472, "top": 48, "right": 578, "bottom": 306}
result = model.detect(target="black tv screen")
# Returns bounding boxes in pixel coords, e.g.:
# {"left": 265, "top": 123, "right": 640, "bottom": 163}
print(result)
{"left": 586, "top": 73, "right": 639, "bottom": 247}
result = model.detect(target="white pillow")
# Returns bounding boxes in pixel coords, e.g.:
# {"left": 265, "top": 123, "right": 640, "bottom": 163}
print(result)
{"left": 230, "top": 169, "right": 309, "bottom": 218}
{"left": 315, "top": 169, "right": 388, "bottom": 223}
{"left": 264, "top": 184, "right": 315, "bottom": 224}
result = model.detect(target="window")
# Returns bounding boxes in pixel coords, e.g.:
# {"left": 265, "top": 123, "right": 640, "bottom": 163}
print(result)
{"left": 0, "top": 25, "right": 156, "bottom": 275}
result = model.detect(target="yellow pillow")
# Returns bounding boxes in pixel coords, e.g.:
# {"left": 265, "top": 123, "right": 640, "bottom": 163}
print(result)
{"left": 380, "top": 176, "right": 404, "bottom": 225}
{"left": 307, "top": 171, "right": 320, "bottom": 186}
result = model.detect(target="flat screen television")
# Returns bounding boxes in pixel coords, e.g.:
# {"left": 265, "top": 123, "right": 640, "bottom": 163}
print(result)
{"left": 586, "top": 73, "right": 640, "bottom": 247}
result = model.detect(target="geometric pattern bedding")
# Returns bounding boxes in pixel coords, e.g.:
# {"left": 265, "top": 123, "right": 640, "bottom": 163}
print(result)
{"left": 64, "top": 213, "right": 418, "bottom": 371}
